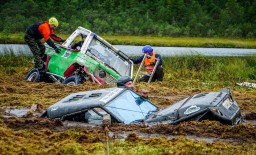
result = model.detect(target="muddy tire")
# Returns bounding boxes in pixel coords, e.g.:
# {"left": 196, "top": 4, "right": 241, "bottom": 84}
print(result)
{"left": 63, "top": 75, "right": 83, "bottom": 85}
{"left": 25, "top": 68, "right": 40, "bottom": 82}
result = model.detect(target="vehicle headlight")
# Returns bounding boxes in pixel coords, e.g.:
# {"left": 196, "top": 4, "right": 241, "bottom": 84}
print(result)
{"left": 222, "top": 98, "right": 233, "bottom": 109}
{"left": 99, "top": 71, "right": 106, "bottom": 78}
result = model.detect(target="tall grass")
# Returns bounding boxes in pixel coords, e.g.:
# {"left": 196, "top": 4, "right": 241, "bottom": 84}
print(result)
{"left": 0, "top": 49, "right": 32, "bottom": 66}
{"left": 103, "top": 36, "right": 256, "bottom": 48}
{"left": 162, "top": 55, "right": 256, "bottom": 83}
{"left": 1, "top": 32, "right": 256, "bottom": 48}
{"left": 0, "top": 49, "right": 33, "bottom": 75}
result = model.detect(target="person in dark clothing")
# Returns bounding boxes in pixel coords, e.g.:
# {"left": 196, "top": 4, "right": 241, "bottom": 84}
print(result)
{"left": 116, "top": 76, "right": 134, "bottom": 89}
{"left": 24, "top": 17, "right": 65, "bottom": 70}
{"left": 131, "top": 45, "right": 164, "bottom": 82}
{"left": 116, "top": 76, "right": 149, "bottom": 99}
{"left": 70, "top": 34, "right": 86, "bottom": 50}
{"left": 71, "top": 40, "right": 84, "bottom": 50}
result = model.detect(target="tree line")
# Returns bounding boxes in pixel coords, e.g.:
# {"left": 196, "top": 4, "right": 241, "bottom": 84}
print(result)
{"left": 1, "top": 0, "right": 255, "bottom": 38}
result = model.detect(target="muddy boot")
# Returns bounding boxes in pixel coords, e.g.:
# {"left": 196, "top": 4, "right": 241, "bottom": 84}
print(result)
{"left": 38, "top": 64, "right": 45, "bottom": 73}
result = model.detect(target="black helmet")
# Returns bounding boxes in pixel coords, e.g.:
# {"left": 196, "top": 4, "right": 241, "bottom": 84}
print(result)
{"left": 117, "top": 76, "right": 132, "bottom": 87}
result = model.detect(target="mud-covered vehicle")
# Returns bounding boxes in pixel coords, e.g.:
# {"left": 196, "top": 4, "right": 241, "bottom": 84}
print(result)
{"left": 42, "top": 88, "right": 243, "bottom": 126}
{"left": 26, "top": 27, "right": 133, "bottom": 85}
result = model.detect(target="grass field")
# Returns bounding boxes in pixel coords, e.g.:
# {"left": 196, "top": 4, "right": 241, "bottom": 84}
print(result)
{"left": 1, "top": 32, "right": 256, "bottom": 48}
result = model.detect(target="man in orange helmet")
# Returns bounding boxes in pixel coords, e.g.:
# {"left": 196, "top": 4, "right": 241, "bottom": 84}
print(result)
{"left": 24, "top": 17, "right": 65, "bottom": 71}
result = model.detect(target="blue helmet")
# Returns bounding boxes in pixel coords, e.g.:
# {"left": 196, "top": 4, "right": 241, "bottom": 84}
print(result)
{"left": 142, "top": 45, "right": 153, "bottom": 54}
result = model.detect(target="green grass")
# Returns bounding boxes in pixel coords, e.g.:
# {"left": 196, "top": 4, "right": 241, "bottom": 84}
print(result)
{"left": 103, "top": 35, "right": 256, "bottom": 48}
{"left": 132, "top": 55, "right": 256, "bottom": 84}
{"left": 0, "top": 32, "right": 69, "bottom": 44}
{"left": 0, "top": 49, "right": 32, "bottom": 67}
{"left": 0, "top": 49, "right": 33, "bottom": 75}
{"left": 1, "top": 32, "right": 256, "bottom": 48}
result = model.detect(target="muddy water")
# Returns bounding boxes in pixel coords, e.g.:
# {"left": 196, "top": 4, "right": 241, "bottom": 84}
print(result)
{"left": 3, "top": 106, "right": 44, "bottom": 118}
{"left": 115, "top": 45, "right": 256, "bottom": 56}
{"left": 1, "top": 44, "right": 256, "bottom": 56}
{"left": 109, "top": 131, "right": 216, "bottom": 143}
{"left": 5, "top": 108, "right": 30, "bottom": 117}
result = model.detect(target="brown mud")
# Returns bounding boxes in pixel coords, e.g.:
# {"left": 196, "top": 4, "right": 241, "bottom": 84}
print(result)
{"left": 0, "top": 71, "right": 256, "bottom": 154}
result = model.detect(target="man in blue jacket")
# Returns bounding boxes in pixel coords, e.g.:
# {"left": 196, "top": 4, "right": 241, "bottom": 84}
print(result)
{"left": 131, "top": 45, "right": 164, "bottom": 82}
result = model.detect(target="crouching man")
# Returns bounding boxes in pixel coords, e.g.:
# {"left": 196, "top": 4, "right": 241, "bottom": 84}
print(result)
{"left": 131, "top": 45, "right": 164, "bottom": 82}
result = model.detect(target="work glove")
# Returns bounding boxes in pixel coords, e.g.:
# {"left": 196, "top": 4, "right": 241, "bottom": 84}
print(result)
{"left": 54, "top": 47, "right": 61, "bottom": 53}
{"left": 60, "top": 39, "right": 66, "bottom": 42}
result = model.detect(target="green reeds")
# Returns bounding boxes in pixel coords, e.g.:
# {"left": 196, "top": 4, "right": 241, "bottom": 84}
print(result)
{"left": 162, "top": 55, "right": 256, "bottom": 83}
{"left": 1, "top": 33, "right": 256, "bottom": 48}
{"left": 0, "top": 48, "right": 33, "bottom": 75}
{"left": 103, "top": 36, "right": 256, "bottom": 48}
{"left": 0, "top": 48, "right": 32, "bottom": 66}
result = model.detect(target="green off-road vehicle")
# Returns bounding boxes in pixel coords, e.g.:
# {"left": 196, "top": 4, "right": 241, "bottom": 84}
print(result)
{"left": 26, "top": 27, "right": 133, "bottom": 85}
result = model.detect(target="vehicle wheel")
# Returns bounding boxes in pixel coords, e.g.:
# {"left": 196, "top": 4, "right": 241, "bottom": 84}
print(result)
{"left": 25, "top": 68, "right": 40, "bottom": 82}
{"left": 40, "top": 73, "right": 54, "bottom": 83}
{"left": 63, "top": 75, "right": 83, "bottom": 85}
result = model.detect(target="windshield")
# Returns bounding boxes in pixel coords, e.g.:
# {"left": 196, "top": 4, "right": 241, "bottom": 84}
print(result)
{"left": 104, "top": 90, "right": 157, "bottom": 124}
{"left": 87, "top": 38, "right": 131, "bottom": 76}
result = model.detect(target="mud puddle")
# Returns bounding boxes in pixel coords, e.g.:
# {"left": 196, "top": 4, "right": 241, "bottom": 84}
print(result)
{"left": 109, "top": 131, "right": 216, "bottom": 143}
{"left": 3, "top": 104, "right": 44, "bottom": 118}
{"left": 56, "top": 121, "right": 216, "bottom": 143}
{"left": 4, "top": 108, "right": 30, "bottom": 118}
